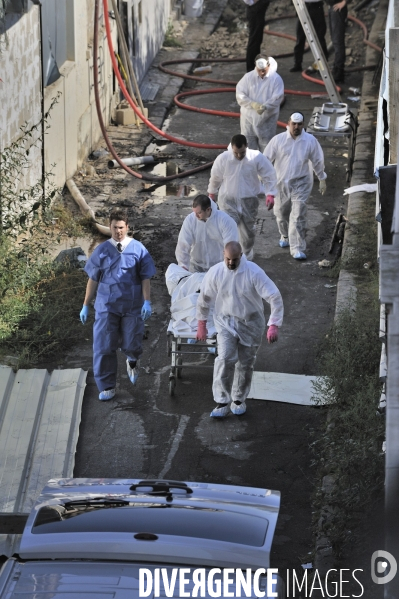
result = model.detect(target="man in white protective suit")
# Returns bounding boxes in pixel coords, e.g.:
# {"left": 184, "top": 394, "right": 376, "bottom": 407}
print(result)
{"left": 236, "top": 54, "right": 284, "bottom": 152}
{"left": 175, "top": 194, "right": 239, "bottom": 273}
{"left": 207, "top": 133, "right": 277, "bottom": 260}
{"left": 264, "top": 111, "right": 327, "bottom": 260}
{"left": 196, "top": 241, "right": 284, "bottom": 418}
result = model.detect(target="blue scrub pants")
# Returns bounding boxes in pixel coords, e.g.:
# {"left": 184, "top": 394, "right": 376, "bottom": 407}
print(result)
{"left": 93, "top": 311, "right": 144, "bottom": 391}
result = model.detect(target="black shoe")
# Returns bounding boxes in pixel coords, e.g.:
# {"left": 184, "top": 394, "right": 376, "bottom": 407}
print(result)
{"left": 289, "top": 64, "right": 302, "bottom": 72}
{"left": 332, "top": 69, "right": 345, "bottom": 83}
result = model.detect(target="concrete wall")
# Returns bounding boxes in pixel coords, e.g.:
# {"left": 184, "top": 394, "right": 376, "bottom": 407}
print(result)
{"left": 44, "top": 0, "right": 118, "bottom": 186}
{"left": 0, "top": 0, "right": 170, "bottom": 195}
{"left": 0, "top": 8, "right": 42, "bottom": 189}
{"left": 128, "top": 0, "right": 170, "bottom": 83}
{"left": 0, "top": 1, "right": 118, "bottom": 192}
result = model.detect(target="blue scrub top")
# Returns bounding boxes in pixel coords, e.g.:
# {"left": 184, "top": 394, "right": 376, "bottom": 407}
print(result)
{"left": 84, "top": 239, "right": 156, "bottom": 315}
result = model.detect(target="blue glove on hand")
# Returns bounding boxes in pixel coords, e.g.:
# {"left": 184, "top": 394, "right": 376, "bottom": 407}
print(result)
{"left": 141, "top": 300, "right": 152, "bottom": 321}
{"left": 80, "top": 305, "right": 89, "bottom": 324}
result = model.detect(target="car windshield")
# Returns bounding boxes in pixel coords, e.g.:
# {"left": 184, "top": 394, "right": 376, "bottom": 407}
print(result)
{"left": 32, "top": 503, "right": 268, "bottom": 547}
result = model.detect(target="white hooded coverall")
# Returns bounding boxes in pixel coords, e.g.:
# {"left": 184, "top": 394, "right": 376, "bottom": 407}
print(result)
{"left": 196, "top": 255, "right": 283, "bottom": 406}
{"left": 236, "top": 58, "right": 284, "bottom": 153}
{"left": 175, "top": 199, "right": 239, "bottom": 272}
{"left": 264, "top": 129, "right": 327, "bottom": 256}
{"left": 207, "top": 149, "right": 277, "bottom": 260}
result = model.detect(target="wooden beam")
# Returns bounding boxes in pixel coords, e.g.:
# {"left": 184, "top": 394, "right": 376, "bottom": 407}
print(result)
{"left": 394, "top": 0, "right": 399, "bottom": 28}
{"left": 379, "top": 238, "right": 399, "bottom": 303}
{"left": 385, "top": 301, "right": 399, "bottom": 599}
{"left": 0, "top": 513, "right": 29, "bottom": 535}
{"left": 388, "top": 28, "right": 399, "bottom": 164}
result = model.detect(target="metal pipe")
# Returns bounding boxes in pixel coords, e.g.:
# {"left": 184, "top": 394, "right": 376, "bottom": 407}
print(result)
{"left": 110, "top": 0, "right": 138, "bottom": 107}
{"left": 111, "top": 0, "right": 145, "bottom": 114}
{"left": 329, "top": 213, "right": 343, "bottom": 253}
{"left": 108, "top": 156, "right": 155, "bottom": 169}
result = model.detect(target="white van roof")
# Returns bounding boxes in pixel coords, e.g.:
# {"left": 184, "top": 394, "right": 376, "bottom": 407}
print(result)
{"left": 18, "top": 478, "right": 280, "bottom": 570}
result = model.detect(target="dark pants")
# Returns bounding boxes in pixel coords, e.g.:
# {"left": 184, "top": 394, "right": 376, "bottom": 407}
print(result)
{"left": 93, "top": 311, "right": 144, "bottom": 391}
{"left": 246, "top": 0, "right": 270, "bottom": 72}
{"left": 293, "top": 1, "right": 328, "bottom": 67}
{"left": 329, "top": 5, "right": 347, "bottom": 72}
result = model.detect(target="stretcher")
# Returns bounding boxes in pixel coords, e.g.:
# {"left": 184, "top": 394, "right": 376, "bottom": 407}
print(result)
{"left": 165, "top": 263, "right": 217, "bottom": 396}
{"left": 166, "top": 329, "right": 217, "bottom": 396}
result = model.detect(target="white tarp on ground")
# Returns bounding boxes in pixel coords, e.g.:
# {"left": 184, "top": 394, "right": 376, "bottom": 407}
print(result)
{"left": 248, "top": 372, "right": 322, "bottom": 405}
{"left": 166, "top": 264, "right": 216, "bottom": 337}
{"left": 0, "top": 366, "right": 87, "bottom": 555}
{"left": 343, "top": 183, "right": 377, "bottom": 195}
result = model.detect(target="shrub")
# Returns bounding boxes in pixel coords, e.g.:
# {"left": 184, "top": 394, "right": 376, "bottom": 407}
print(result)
{"left": 0, "top": 100, "right": 89, "bottom": 367}
{"left": 311, "top": 289, "right": 385, "bottom": 553}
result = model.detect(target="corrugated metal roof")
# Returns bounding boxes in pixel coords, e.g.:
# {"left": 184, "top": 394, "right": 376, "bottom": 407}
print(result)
{"left": 0, "top": 366, "right": 87, "bottom": 555}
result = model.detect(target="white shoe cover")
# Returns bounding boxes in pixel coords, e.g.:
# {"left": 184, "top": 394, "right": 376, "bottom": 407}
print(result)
{"left": 293, "top": 251, "right": 307, "bottom": 260}
{"left": 230, "top": 401, "right": 247, "bottom": 415}
{"left": 99, "top": 388, "right": 116, "bottom": 401}
{"left": 126, "top": 359, "right": 140, "bottom": 384}
{"left": 210, "top": 404, "right": 230, "bottom": 418}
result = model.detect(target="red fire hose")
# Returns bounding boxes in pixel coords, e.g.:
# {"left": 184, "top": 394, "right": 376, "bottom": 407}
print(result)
{"left": 96, "top": 1, "right": 382, "bottom": 183}
{"left": 102, "top": 0, "right": 227, "bottom": 151}
{"left": 165, "top": 10, "right": 382, "bottom": 122}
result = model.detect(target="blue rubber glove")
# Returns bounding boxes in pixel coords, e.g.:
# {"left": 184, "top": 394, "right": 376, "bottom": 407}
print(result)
{"left": 141, "top": 300, "right": 152, "bottom": 321}
{"left": 80, "top": 305, "right": 89, "bottom": 324}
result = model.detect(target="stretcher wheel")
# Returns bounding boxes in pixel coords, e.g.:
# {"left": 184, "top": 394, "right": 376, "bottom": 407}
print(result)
{"left": 169, "top": 377, "right": 175, "bottom": 396}
{"left": 177, "top": 358, "right": 182, "bottom": 379}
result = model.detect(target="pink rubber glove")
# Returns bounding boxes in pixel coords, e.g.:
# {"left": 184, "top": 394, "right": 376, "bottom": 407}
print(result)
{"left": 266, "top": 195, "right": 275, "bottom": 211}
{"left": 196, "top": 320, "right": 208, "bottom": 341}
{"left": 208, "top": 193, "right": 216, "bottom": 200}
{"left": 267, "top": 325, "right": 278, "bottom": 343}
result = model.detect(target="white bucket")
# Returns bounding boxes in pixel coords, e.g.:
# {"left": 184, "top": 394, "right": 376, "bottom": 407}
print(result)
{"left": 184, "top": 0, "right": 203, "bottom": 17}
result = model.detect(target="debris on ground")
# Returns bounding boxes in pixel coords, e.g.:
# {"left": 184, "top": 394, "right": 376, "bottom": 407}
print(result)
{"left": 318, "top": 259, "right": 332, "bottom": 268}
{"left": 54, "top": 247, "right": 88, "bottom": 268}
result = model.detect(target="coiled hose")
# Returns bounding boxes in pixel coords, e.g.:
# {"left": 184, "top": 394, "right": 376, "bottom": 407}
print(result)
{"left": 95, "top": 1, "right": 381, "bottom": 183}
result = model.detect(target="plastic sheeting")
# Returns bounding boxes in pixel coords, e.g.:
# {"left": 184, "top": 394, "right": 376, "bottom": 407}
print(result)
{"left": 165, "top": 264, "right": 215, "bottom": 336}
{"left": 248, "top": 371, "right": 321, "bottom": 405}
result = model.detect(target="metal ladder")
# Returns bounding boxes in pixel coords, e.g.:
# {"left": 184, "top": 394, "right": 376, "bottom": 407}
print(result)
{"left": 292, "top": 0, "right": 342, "bottom": 105}
{"left": 292, "top": 0, "right": 357, "bottom": 178}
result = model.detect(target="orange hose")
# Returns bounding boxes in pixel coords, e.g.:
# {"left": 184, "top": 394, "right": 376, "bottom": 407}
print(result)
{"left": 301, "top": 70, "right": 342, "bottom": 91}
{"left": 96, "top": 3, "right": 381, "bottom": 183}
{"left": 347, "top": 15, "right": 382, "bottom": 52}
{"left": 102, "top": 0, "right": 227, "bottom": 150}
{"left": 94, "top": 0, "right": 215, "bottom": 182}
{"left": 173, "top": 88, "right": 288, "bottom": 128}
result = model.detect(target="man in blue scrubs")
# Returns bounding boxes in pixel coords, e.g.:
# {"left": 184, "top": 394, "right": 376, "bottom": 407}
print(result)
{"left": 80, "top": 209, "right": 156, "bottom": 401}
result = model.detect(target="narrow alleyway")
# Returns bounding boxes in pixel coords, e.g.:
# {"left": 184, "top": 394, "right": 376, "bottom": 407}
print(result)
{"left": 53, "top": 0, "right": 379, "bottom": 580}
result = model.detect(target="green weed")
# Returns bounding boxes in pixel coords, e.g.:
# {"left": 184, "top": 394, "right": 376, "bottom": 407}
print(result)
{"left": 0, "top": 102, "right": 90, "bottom": 367}
{"left": 311, "top": 288, "right": 384, "bottom": 554}
{"left": 163, "top": 21, "right": 182, "bottom": 47}
{"left": 0, "top": 235, "right": 87, "bottom": 368}
{"left": 341, "top": 201, "right": 378, "bottom": 274}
